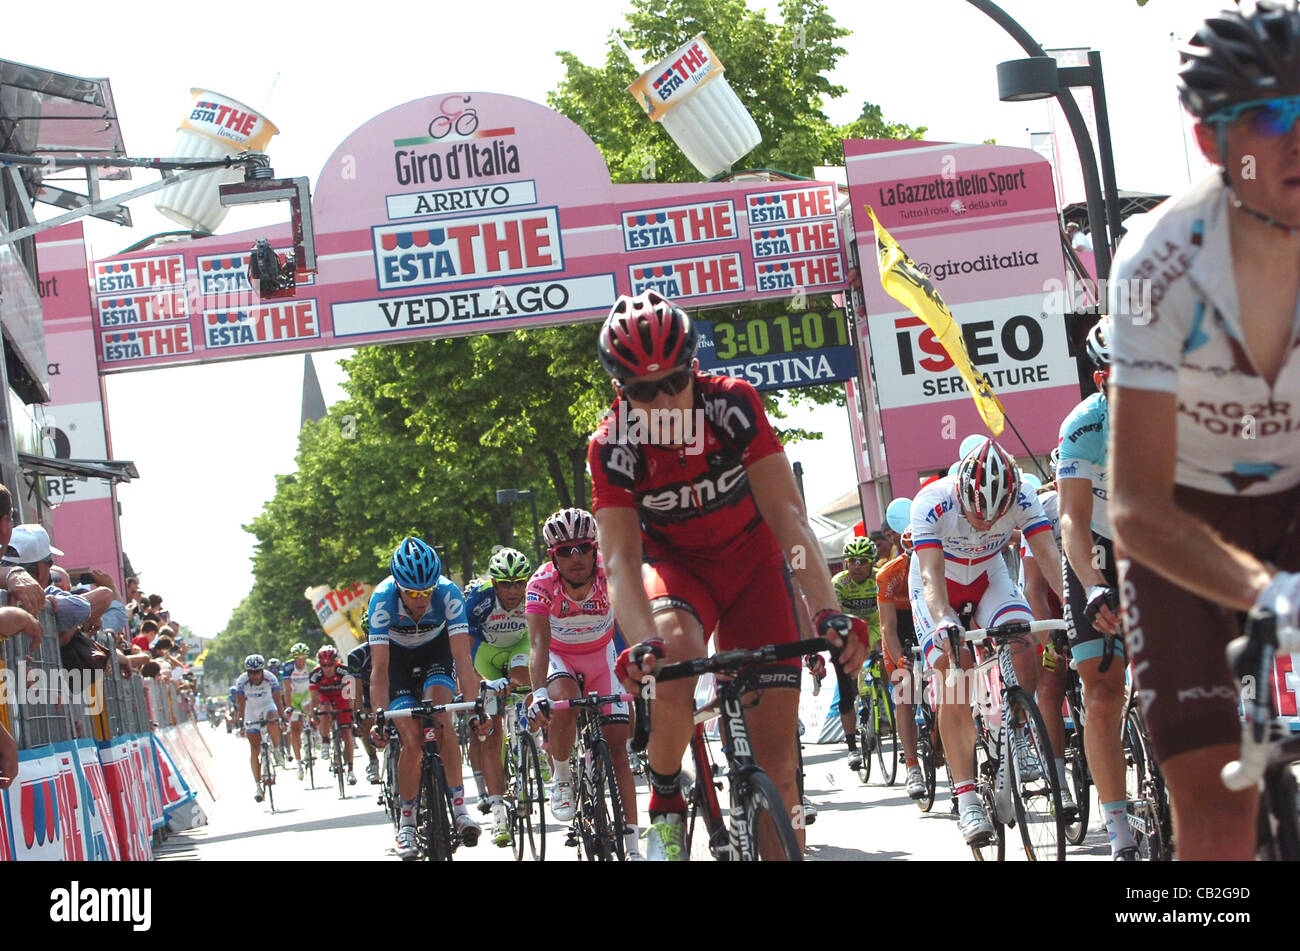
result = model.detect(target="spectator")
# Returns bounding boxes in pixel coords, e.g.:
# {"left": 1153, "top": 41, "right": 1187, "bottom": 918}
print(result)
{"left": 0, "top": 486, "right": 45, "bottom": 618}
{"left": 3, "top": 525, "right": 113, "bottom": 640}
{"left": 132, "top": 619, "right": 158, "bottom": 653}
{"left": 140, "top": 660, "right": 161, "bottom": 679}
{"left": 49, "top": 565, "right": 71, "bottom": 591}
{"left": 1066, "top": 221, "right": 1093, "bottom": 252}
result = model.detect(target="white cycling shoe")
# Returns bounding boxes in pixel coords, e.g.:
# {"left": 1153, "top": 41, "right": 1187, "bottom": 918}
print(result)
{"left": 455, "top": 811, "right": 481, "bottom": 847}
{"left": 395, "top": 826, "right": 419, "bottom": 860}
{"left": 958, "top": 803, "right": 995, "bottom": 846}
{"left": 550, "top": 781, "right": 576, "bottom": 821}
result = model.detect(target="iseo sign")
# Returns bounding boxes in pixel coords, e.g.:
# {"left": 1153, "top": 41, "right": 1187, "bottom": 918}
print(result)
{"left": 76, "top": 92, "right": 848, "bottom": 374}
{"left": 843, "top": 140, "right": 1080, "bottom": 489}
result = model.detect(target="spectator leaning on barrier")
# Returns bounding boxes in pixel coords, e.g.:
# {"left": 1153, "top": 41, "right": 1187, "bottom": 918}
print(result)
{"left": 0, "top": 487, "right": 46, "bottom": 618}
{"left": 49, "top": 565, "right": 71, "bottom": 591}
{"left": 132, "top": 619, "right": 157, "bottom": 653}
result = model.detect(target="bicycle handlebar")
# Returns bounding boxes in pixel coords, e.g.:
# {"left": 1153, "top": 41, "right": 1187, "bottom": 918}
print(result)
{"left": 1222, "top": 609, "right": 1300, "bottom": 791}
{"left": 961, "top": 619, "right": 1067, "bottom": 641}
{"left": 549, "top": 693, "right": 636, "bottom": 711}
{"left": 651, "top": 637, "right": 832, "bottom": 684}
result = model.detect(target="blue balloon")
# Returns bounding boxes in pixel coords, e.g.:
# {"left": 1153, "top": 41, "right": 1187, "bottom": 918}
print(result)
{"left": 1021, "top": 473, "right": 1042, "bottom": 492}
{"left": 948, "top": 461, "right": 962, "bottom": 476}
{"left": 886, "top": 497, "right": 912, "bottom": 533}
{"left": 959, "top": 434, "right": 987, "bottom": 458}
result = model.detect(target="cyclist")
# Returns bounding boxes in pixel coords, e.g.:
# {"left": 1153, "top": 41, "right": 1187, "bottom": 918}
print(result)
{"left": 589, "top": 291, "right": 868, "bottom": 861}
{"left": 233, "top": 654, "right": 286, "bottom": 802}
{"left": 526, "top": 508, "right": 641, "bottom": 860}
{"left": 1053, "top": 318, "right": 1134, "bottom": 856}
{"left": 909, "top": 437, "right": 1064, "bottom": 847}
{"left": 1110, "top": 0, "right": 1300, "bottom": 860}
{"left": 367, "top": 536, "right": 484, "bottom": 859}
{"left": 281, "top": 643, "right": 313, "bottom": 779}
{"left": 466, "top": 547, "right": 534, "bottom": 847}
{"left": 875, "top": 526, "right": 926, "bottom": 799}
{"left": 833, "top": 535, "right": 882, "bottom": 771}
{"left": 309, "top": 644, "right": 357, "bottom": 786}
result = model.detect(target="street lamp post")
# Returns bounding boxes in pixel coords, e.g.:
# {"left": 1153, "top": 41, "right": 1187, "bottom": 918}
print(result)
{"left": 969, "top": 1, "right": 1122, "bottom": 281}
{"left": 495, "top": 488, "right": 542, "bottom": 565}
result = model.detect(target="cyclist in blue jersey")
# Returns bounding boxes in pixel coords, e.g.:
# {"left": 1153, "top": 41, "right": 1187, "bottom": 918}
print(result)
{"left": 1056, "top": 318, "right": 1134, "bottom": 859}
{"left": 465, "top": 547, "right": 533, "bottom": 846}
{"left": 367, "top": 536, "right": 485, "bottom": 860}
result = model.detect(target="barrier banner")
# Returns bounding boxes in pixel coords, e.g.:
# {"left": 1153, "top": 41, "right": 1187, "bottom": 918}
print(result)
{"left": 2, "top": 746, "right": 86, "bottom": 860}
{"left": 100, "top": 739, "right": 151, "bottom": 861}
{"left": 172, "top": 721, "right": 218, "bottom": 801}
{"left": 150, "top": 733, "right": 196, "bottom": 815}
{"left": 132, "top": 736, "right": 164, "bottom": 830}
{"left": 0, "top": 774, "right": 14, "bottom": 860}
{"left": 76, "top": 739, "right": 121, "bottom": 862}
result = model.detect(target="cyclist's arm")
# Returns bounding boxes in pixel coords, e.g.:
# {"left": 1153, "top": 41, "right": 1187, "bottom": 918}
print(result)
{"left": 526, "top": 612, "right": 552, "bottom": 695}
{"left": 370, "top": 643, "right": 390, "bottom": 712}
{"left": 235, "top": 693, "right": 245, "bottom": 722}
{"left": 273, "top": 682, "right": 285, "bottom": 717}
{"left": 449, "top": 632, "right": 478, "bottom": 701}
{"left": 916, "top": 545, "right": 954, "bottom": 625}
{"left": 745, "top": 453, "right": 838, "bottom": 615}
{"left": 1023, "top": 530, "right": 1065, "bottom": 600}
{"left": 1021, "top": 552, "right": 1056, "bottom": 622}
{"left": 595, "top": 505, "right": 657, "bottom": 644}
{"left": 878, "top": 600, "right": 905, "bottom": 666}
{"left": 1110, "top": 385, "right": 1271, "bottom": 610}
{"left": 1057, "top": 477, "right": 1107, "bottom": 590}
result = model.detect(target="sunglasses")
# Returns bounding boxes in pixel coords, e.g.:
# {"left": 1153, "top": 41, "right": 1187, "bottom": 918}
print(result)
{"left": 847, "top": 557, "right": 872, "bottom": 566}
{"left": 495, "top": 578, "right": 528, "bottom": 586}
{"left": 618, "top": 368, "right": 692, "bottom": 403}
{"left": 399, "top": 585, "right": 435, "bottom": 599}
{"left": 1208, "top": 95, "right": 1300, "bottom": 137}
{"left": 551, "top": 542, "right": 596, "bottom": 558}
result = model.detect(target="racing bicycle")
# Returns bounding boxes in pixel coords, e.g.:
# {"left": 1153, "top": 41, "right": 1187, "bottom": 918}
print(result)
{"left": 551, "top": 675, "right": 631, "bottom": 862}
{"left": 854, "top": 650, "right": 898, "bottom": 786}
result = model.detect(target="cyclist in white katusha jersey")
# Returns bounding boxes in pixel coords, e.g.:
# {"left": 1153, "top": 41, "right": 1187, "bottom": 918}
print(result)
{"left": 1110, "top": 1, "right": 1300, "bottom": 861}
{"left": 908, "top": 438, "right": 1064, "bottom": 849}
{"left": 234, "top": 653, "right": 287, "bottom": 802}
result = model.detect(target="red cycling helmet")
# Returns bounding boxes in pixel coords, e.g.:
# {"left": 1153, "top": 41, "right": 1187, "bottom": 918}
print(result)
{"left": 598, "top": 291, "right": 698, "bottom": 378}
{"left": 317, "top": 645, "right": 339, "bottom": 664}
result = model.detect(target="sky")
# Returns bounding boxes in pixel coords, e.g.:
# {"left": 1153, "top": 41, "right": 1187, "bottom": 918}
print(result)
{"left": 11, "top": 0, "right": 1230, "bottom": 637}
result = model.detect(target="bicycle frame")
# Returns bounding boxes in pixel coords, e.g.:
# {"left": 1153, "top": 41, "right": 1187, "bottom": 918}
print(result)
{"left": 551, "top": 682, "right": 634, "bottom": 860}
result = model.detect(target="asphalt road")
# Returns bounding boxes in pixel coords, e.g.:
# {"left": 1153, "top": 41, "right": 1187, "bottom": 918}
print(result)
{"left": 157, "top": 719, "right": 1111, "bottom": 861}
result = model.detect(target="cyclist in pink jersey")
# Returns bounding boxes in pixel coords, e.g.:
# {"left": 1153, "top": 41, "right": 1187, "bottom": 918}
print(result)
{"left": 526, "top": 508, "right": 640, "bottom": 860}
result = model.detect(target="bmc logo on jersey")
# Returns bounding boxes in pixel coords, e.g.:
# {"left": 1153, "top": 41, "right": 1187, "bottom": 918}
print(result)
{"left": 641, "top": 464, "right": 747, "bottom": 512}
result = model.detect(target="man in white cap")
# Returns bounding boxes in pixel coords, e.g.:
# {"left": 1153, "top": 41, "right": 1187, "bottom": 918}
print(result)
{"left": 3, "top": 524, "right": 113, "bottom": 643}
{"left": 0, "top": 487, "right": 44, "bottom": 791}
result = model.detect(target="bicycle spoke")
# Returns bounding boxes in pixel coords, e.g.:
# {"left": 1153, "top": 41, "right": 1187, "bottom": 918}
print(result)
{"left": 1009, "top": 692, "right": 1065, "bottom": 861}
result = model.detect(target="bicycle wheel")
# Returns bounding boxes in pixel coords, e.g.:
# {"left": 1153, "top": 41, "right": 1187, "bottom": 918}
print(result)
{"left": 420, "top": 761, "right": 454, "bottom": 862}
{"left": 875, "top": 684, "right": 899, "bottom": 786}
{"left": 1123, "top": 704, "right": 1172, "bottom": 861}
{"left": 1063, "top": 724, "right": 1091, "bottom": 846}
{"left": 334, "top": 729, "right": 346, "bottom": 799}
{"left": 587, "top": 740, "right": 626, "bottom": 861}
{"left": 1007, "top": 690, "right": 1065, "bottom": 861}
{"left": 915, "top": 710, "right": 937, "bottom": 812}
{"left": 304, "top": 731, "right": 315, "bottom": 789}
{"left": 738, "top": 767, "right": 801, "bottom": 861}
{"left": 512, "top": 732, "right": 547, "bottom": 862}
{"left": 970, "top": 734, "right": 1005, "bottom": 861}
{"left": 685, "top": 734, "right": 728, "bottom": 862}
{"left": 263, "top": 751, "right": 276, "bottom": 813}
{"left": 855, "top": 722, "right": 873, "bottom": 784}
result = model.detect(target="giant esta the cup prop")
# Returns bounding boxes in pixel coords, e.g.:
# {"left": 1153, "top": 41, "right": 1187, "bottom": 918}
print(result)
{"left": 154, "top": 89, "right": 279, "bottom": 234}
{"left": 627, "top": 35, "right": 761, "bottom": 179}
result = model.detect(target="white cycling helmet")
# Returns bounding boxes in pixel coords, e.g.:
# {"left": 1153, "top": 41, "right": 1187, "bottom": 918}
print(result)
{"left": 542, "top": 507, "right": 597, "bottom": 548}
{"left": 956, "top": 438, "right": 1021, "bottom": 524}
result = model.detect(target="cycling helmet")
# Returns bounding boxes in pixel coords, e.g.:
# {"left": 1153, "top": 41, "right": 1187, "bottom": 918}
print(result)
{"left": 1049, "top": 446, "right": 1061, "bottom": 478}
{"left": 291, "top": 642, "right": 310, "bottom": 657}
{"left": 900, "top": 529, "right": 914, "bottom": 554}
{"left": 956, "top": 438, "right": 1021, "bottom": 524}
{"left": 244, "top": 654, "right": 265, "bottom": 671}
{"left": 391, "top": 536, "right": 440, "bottom": 589}
{"left": 489, "top": 547, "right": 532, "bottom": 581}
{"left": 1178, "top": 2, "right": 1300, "bottom": 121}
{"left": 542, "top": 508, "right": 597, "bottom": 547}
{"left": 317, "top": 645, "right": 339, "bottom": 663}
{"left": 598, "top": 291, "right": 698, "bottom": 378}
{"left": 267, "top": 657, "right": 281, "bottom": 671}
{"left": 1083, "top": 316, "right": 1112, "bottom": 369}
{"left": 843, "top": 536, "right": 877, "bottom": 562}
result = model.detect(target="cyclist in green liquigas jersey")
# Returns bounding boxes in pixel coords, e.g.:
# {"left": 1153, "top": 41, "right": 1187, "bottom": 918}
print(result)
{"left": 833, "top": 536, "right": 882, "bottom": 771}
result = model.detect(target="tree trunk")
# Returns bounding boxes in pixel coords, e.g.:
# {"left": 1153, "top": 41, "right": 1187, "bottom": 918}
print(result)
{"left": 459, "top": 526, "right": 475, "bottom": 584}
{"left": 569, "top": 445, "right": 589, "bottom": 510}
{"left": 541, "top": 447, "right": 571, "bottom": 508}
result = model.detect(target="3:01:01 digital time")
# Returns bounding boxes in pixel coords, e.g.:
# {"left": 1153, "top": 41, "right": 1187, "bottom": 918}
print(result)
{"left": 712, "top": 310, "right": 850, "bottom": 361}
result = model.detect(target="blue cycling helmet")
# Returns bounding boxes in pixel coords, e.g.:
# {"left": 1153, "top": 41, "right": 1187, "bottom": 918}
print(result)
{"left": 391, "top": 536, "right": 440, "bottom": 589}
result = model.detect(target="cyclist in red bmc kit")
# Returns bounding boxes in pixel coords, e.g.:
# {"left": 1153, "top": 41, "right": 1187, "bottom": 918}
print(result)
{"left": 588, "top": 291, "right": 869, "bottom": 861}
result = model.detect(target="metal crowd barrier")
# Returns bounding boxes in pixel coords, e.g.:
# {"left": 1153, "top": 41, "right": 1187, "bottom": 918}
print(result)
{"left": 0, "top": 593, "right": 195, "bottom": 750}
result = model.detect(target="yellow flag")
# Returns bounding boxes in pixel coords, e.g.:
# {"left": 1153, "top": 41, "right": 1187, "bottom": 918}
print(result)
{"left": 865, "top": 205, "right": 1006, "bottom": 435}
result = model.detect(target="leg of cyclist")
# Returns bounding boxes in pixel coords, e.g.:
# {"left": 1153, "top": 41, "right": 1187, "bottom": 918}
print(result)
{"left": 289, "top": 712, "right": 303, "bottom": 763}
{"left": 339, "top": 711, "right": 357, "bottom": 784}
{"left": 266, "top": 714, "right": 284, "bottom": 768}
{"left": 424, "top": 636, "right": 481, "bottom": 846}
{"left": 246, "top": 726, "right": 263, "bottom": 792}
{"left": 317, "top": 709, "right": 334, "bottom": 765}
{"left": 836, "top": 663, "right": 860, "bottom": 769}
{"left": 473, "top": 645, "right": 508, "bottom": 834}
{"left": 594, "top": 640, "right": 639, "bottom": 858}
{"left": 543, "top": 663, "right": 578, "bottom": 817}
